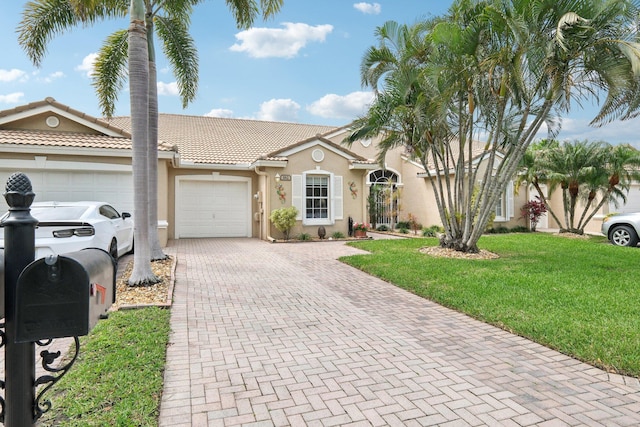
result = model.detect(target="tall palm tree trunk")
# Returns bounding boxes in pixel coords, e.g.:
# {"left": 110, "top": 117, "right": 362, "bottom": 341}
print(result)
{"left": 146, "top": 18, "right": 167, "bottom": 261}
{"left": 128, "top": 0, "right": 158, "bottom": 285}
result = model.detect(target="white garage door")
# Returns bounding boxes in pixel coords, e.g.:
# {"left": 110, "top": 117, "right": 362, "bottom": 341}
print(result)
{"left": 177, "top": 178, "right": 250, "bottom": 238}
{"left": 610, "top": 184, "right": 640, "bottom": 213}
{"left": 0, "top": 169, "right": 133, "bottom": 214}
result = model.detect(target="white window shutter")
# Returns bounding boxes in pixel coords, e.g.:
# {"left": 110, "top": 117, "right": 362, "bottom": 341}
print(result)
{"left": 333, "top": 175, "right": 343, "bottom": 221}
{"left": 507, "top": 181, "right": 514, "bottom": 218}
{"left": 292, "top": 174, "right": 303, "bottom": 220}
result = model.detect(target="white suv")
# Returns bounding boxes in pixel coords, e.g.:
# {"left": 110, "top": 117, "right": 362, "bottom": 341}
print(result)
{"left": 602, "top": 212, "right": 640, "bottom": 247}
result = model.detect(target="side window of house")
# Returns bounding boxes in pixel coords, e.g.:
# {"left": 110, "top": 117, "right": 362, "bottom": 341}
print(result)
{"left": 494, "top": 181, "right": 514, "bottom": 222}
{"left": 292, "top": 172, "right": 343, "bottom": 225}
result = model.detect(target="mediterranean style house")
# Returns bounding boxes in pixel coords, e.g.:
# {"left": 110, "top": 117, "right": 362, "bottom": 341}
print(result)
{"left": 1, "top": 97, "right": 620, "bottom": 244}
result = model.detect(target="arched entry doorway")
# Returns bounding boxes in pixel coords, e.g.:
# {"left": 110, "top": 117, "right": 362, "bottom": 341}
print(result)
{"left": 368, "top": 169, "right": 400, "bottom": 228}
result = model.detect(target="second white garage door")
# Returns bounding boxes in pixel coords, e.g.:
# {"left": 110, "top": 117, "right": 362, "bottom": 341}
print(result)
{"left": 0, "top": 169, "right": 133, "bottom": 214}
{"left": 176, "top": 177, "right": 251, "bottom": 238}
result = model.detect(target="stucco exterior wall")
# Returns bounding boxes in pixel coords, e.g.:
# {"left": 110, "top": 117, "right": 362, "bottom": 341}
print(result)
{"left": 5, "top": 113, "right": 105, "bottom": 134}
{"left": 166, "top": 167, "right": 258, "bottom": 240}
{"left": 263, "top": 144, "right": 369, "bottom": 239}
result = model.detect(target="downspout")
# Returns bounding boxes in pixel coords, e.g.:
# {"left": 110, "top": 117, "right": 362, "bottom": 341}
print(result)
{"left": 254, "top": 166, "right": 269, "bottom": 240}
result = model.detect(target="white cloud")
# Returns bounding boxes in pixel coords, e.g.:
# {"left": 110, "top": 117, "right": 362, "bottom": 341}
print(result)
{"left": 307, "top": 91, "right": 374, "bottom": 120}
{"left": 76, "top": 53, "right": 98, "bottom": 77}
{"left": 39, "top": 71, "right": 65, "bottom": 83}
{"left": 204, "top": 108, "right": 234, "bottom": 118}
{"left": 230, "top": 23, "right": 333, "bottom": 59}
{"left": 0, "top": 92, "right": 25, "bottom": 104}
{"left": 535, "top": 116, "right": 640, "bottom": 148}
{"left": 353, "top": 2, "right": 381, "bottom": 14}
{"left": 255, "top": 99, "right": 300, "bottom": 122}
{"left": 157, "top": 81, "right": 179, "bottom": 96}
{"left": 0, "top": 69, "right": 28, "bottom": 83}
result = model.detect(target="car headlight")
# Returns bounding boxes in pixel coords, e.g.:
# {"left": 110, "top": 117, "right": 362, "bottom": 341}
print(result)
{"left": 53, "top": 227, "right": 95, "bottom": 238}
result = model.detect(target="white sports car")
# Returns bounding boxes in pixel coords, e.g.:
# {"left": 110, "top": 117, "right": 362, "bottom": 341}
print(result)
{"left": 1, "top": 201, "right": 134, "bottom": 260}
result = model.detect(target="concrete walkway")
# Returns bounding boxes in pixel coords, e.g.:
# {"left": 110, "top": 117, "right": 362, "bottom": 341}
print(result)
{"left": 159, "top": 238, "right": 640, "bottom": 426}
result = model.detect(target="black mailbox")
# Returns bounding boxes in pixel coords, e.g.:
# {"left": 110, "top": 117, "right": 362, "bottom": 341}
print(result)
{"left": 15, "top": 248, "right": 116, "bottom": 343}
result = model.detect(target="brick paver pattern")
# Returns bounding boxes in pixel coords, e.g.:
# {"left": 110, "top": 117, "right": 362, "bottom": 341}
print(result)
{"left": 159, "top": 238, "right": 640, "bottom": 426}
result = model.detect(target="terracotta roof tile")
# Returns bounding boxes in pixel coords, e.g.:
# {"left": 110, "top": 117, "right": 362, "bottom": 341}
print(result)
{"left": 107, "top": 114, "right": 337, "bottom": 164}
{"left": 0, "top": 129, "right": 174, "bottom": 152}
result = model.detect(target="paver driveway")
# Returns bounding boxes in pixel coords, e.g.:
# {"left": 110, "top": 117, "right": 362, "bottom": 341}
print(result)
{"left": 159, "top": 238, "right": 640, "bottom": 426}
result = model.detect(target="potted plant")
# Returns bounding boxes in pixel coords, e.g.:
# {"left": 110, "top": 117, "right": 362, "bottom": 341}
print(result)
{"left": 353, "top": 222, "right": 370, "bottom": 238}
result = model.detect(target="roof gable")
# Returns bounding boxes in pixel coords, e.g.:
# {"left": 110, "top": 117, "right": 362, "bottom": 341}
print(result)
{"left": 268, "top": 135, "right": 368, "bottom": 162}
{"left": 0, "top": 97, "right": 130, "bottom": 138}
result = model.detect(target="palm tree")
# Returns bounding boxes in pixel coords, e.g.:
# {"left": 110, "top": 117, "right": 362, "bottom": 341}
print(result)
{"left": 127, "top": 0, "right": 157, "bottom": 283}
{"left": 540, "top": 140, "right": 607, "bottom": 232}
{"left": 515, "top": 140, "right": 565, "bottom": 228}
{"left": 348, "top": 0, "right": 640, "bottom": 253}
{"left": 18, "top": 0, "right": 284, "bottom": 283}
{"left": 578, "top": 143, "right": 640, "bottom": 230}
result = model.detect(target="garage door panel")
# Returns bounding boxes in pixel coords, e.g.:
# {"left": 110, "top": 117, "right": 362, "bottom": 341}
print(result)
{"left": 0, "top": 170, "right": 133, "bottom": 214}
{"left": 177, "top": 179, "right": 250, "bottom": 238}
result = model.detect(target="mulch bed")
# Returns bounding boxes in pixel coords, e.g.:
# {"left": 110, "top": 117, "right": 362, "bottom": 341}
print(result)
{"left": 113, "top": 256, "right": 176, "bottom": 310}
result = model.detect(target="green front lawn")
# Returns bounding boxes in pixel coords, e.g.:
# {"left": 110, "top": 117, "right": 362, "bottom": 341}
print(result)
{"left": 343, "top": 233, "right": 640, "bottom": 378}
{"left": 39, "top": 307, "right": 171, "bottom": 426}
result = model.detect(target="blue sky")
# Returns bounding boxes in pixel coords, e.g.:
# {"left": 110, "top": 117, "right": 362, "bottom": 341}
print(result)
{"left": 1, "top": 1, "right": 639, "bottom": 148}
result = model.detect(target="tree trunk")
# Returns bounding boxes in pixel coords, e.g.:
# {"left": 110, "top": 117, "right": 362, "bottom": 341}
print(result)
{"left": 145, "top": 19, "right": 167, "bottom": 261}
{"left": 128, "top": 0, "right": 159, "bottom": 285}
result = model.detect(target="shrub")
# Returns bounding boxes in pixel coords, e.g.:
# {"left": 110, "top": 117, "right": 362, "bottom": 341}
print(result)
{"left": 269, "top": 206, "right": 298, "bottom": 240}
{"left": 422, "top": 225, "right": 443, "bottom": 237}
{"left": 376, "top": 225, "right": 389, "bottom": 232}
{"left": 486, "top": 226, "right": 510, "bottom": 234}
{"left": 399, "top": 227, "right": 409, "bottom": 234}
{"left": 332, "top": 231, "right": 345, "bottom": 239}
{"left": 298, "top": 233, "right": 312, "bottom": 241}
{"left": 510, "top": 225, "right": 530, "bottom": 233}
{"left": 520, "top": 196, "right": 547, "bottom": 231}
{"left": 395, "top": 221, "right": 411, "bottom": 229}
{"left": 408, "top": 213, "right": 422, "bottom": 234}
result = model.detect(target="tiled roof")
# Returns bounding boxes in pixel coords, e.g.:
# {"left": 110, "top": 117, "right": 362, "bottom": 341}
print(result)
{"left": 107, "top": 114, "right": 338, "bottom": 165}
{"left": 0, "top": 129, "right": 175, "bottom": 152}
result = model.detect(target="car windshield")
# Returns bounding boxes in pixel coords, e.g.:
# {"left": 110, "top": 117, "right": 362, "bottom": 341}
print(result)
{"left": 31, "top": 206, "right": 89, "bottom": 221}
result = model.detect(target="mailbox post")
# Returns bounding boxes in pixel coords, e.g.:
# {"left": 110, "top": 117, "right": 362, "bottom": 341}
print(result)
{"left": 0, "top": 172, "right": 116, "bottom": 425}
{"left": 2, "top": 173, "right": 37, "bottom": 426}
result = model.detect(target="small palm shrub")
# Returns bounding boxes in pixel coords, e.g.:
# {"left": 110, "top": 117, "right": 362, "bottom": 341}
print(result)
{"left": 399, "top": 227, "right": 409, "bottom": 234}
{"left": 376, "top": 225, "right": 389, "bottom": 231}
{"left": 332, "top": 231, "right": 345, "bottom": 239}
{"left": 298, "top": 233, "right": 312, "bottom": 241}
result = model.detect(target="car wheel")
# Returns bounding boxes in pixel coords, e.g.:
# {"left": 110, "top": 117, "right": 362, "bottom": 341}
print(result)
{"left": 610, "top": 225, "right": 639, "bottom": 247}
{"left": 109, "top": 238, "right": 119, "bottom": 260}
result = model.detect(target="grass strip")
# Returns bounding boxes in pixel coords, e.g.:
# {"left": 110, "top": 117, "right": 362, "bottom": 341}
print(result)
{"left": 39, "top": 306, "right": 171, "bottom": 426}
{"left": 342, "top": 233, "right": 640, "bottom": 377}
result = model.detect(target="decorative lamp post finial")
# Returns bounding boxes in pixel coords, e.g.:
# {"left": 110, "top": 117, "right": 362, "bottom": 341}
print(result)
{"left": 4, "top": 172, "right": 35, "bottom": 209}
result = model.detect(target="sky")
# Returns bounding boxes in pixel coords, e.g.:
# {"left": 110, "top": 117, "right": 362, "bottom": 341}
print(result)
{"left": 1, "top": 1, "right": 640, "bottom": 148}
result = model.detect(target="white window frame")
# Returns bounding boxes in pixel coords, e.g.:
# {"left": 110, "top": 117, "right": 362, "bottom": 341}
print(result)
{"left": 292, "top": 170, "right": 343, "bottom": 226}
{"left": 494, "top": 181, "right": 514, "bottom": 222}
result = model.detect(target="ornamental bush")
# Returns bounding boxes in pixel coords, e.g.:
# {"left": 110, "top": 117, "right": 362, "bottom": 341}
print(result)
{"left": 520, "top": 197, "right": 547, "bottom": 231}
{"left": 270, "top": 206, "right": 298, "bottom": 240}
